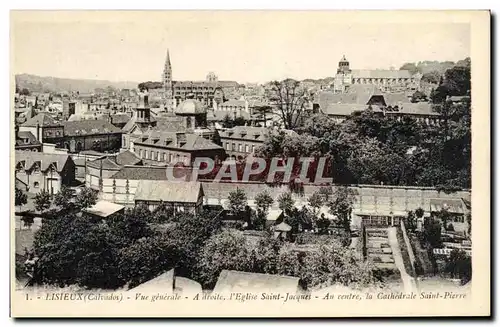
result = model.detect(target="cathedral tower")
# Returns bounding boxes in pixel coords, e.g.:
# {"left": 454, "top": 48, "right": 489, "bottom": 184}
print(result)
{"left": 163, "top": 49, "right": 173, "bottom": 103}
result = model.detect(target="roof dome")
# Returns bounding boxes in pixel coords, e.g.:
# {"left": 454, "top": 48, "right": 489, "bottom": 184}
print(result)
{"left": 175, "top": 93, "right": 206, "bottom": 115}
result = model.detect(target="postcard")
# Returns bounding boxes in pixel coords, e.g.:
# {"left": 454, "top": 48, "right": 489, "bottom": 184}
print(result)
{"left": 10, "top": 10, "right": 490, "bottom": 317}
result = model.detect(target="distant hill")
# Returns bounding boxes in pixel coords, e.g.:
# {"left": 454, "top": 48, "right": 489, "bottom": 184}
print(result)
{"left": 15, "top": 74, "right": 138, "bottom": 94}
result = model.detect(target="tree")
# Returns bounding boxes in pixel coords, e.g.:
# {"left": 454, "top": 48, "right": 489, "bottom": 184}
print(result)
{"left": 20, "top": 88, "right": 30, "bottom": 96}
{"left": 329, "top": 187, "right": 356, "bottom": 232}
{"left": 196, "top": 229, "right": 251, "bottom": 288}
{"left": 399, "top": 63, "right": 419, "bottom": 75}
{"left": 406, "top": 210, "right": 416, "bottom": 231}
{"left": 421, "top": 71, "right": 441, "bottom": 84}
{"left": 118, "top": 235, "right": 179, "bottom": 289}
{"left": 253, "top": 105, "right": 273, "bottom": 127}
{"left": 33, "top": 213, "right": 125, "bottom": 289}
{"left": 308, "top": 191, "right": 323, "bottom": 215}
{"left": 222, "top": 114, "right": 234, "bottom": 128}
{"left": 34, "top": 190, "right": 51, "bottom": 212}
{"left": 437, "top": 208, "right": 452, "bottom": 230}
{"left": 15, "top": 188, "right": 28, "bottom": 211}
{"left": 411, "top": 91, "right": 428, "bottom": 103}
{"left": 415, "top": 208, "right": 425, "bottom": 220}
{"left": 423, "top": 218, "right": 442, "bottom": 248}
{"left": 266, "top": 79, "right": 309, "bottom": 130}
{"left": 277, "top": 192, "right": 294, "bottom": 212}
{"left": 276, "top": 240, "right": 378, "bottom": 290}
{"left": 255, "top": 191, "right": 274, "bottom": 215}
{"left": 227, "top": 188, "right": 248, "bottom": 216}
{"left": 53, "top": 185, "right": 74, "bottom": 209}
{"left": 445, "top": 249, "right": 471, "bottom": 285}
{"left": 316, "top": 213, "right": 331, "bottom": 235}
{"left": 75, "top": 187, "right": 98, "bottom": 210}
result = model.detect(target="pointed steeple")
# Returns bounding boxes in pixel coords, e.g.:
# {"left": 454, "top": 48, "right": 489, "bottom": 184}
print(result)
{"left": 165, "top": 49, "right": 171, "bottom": 67}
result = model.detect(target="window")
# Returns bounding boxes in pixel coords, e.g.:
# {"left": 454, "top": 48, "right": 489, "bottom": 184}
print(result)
{"left": 238, "top": 144, "right": 242, "bottom": 152}
{"left": 34, "top": 181, "right": 39, "bottom": 188}
{"left": 33, "top": 161, "right": 41, "bottom": 173}
{"left": 251, "top": 145, "right": 255, "bottom": 153}
{"left": 157, "top": 151, "right": 161, "bottom": 161}
{"left": 169, "top": 153, "right": 173, "bottom": 162}
{"left": 139, "top": 149, "right": 143, "bottom": 158}
{"left": 226, "top": 142, "right": 230, "bottom": 150}
{"left": 151, "top": 151, "right": 154, "bottom": 160}
{"left": 232, "top": 143, "right": 235, "bottom": 151}
{"left": 163, "top": 153, "right": 167, "bottom": 161}
{"left": 245, "top": 144, "right": 249, "bottom": 153}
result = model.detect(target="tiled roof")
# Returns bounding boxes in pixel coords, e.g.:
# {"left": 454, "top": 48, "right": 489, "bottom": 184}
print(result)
{"left": 207, "top": 110, "right": 250, "bottom": 121}
{"left": 15, "top": 131, "right": 42, "bottom": 147}
{"left": 219, "top": 126, "right": 268, "bottom": 141}
{"left": 323, "top": 103, "right": 374, "bottom": 116}
{"left": 61, "top": 120, "right": 121, "bottom": 137}
{"left": 110, "top": 165, "right": 186, "bottom": 180}
{"left": 155, "top": 116, "right": 187, "bottom": 132}
{"left": 21, "top": 113, "right": 58, "bottom": 127}
{"left": 351, "top": 69, "right": 412, "bottom": 79}
{"left": 137, "top": 130, "right": 223, "bottom": 151}
{"left": 111, "top": 114, "right": 132, "bottom": 125}
{"left": 87, "top": 150, "right": 142, "bottom": 170}
{"left": 134, "top": 180, "right": 203, "bottom": 203}
{"left": 15, "top": 150, "right": 72, "bottom": 172}
{"left": 115, "top": 150, "right": 142, "bottom": 166}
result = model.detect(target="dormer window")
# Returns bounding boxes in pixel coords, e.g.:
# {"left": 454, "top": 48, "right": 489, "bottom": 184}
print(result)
{"left": 179, "top": 142, "right": 186, "bottom": 148}
{"left": 33, "top": 161, "right": 41, "bottom": 173}
{"left": 24, "top": 138, "right": 30, "bottom": 144}
{"left": 16, "top": 161, "right": 25, "bottom": 172}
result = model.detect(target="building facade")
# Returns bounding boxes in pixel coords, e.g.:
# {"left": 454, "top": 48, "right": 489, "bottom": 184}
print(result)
{"left": 161, "top": 49, "right": 240, "bottom": 109}
{"left": 219, "top": 126, "right": 268, "bottom": 159}
{"left": 333, "top": 56, "right": 422, "bottom": 94}
{"left": 19, "top": 113, "right": 122, "bottom": 153}
{"left": 15, "top": 150, "right": 76, "bottom": 195}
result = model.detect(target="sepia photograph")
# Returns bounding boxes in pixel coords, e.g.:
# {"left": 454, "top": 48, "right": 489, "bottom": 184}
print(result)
{"left": 9, "top": 10, "right": 490, "bottom": 318}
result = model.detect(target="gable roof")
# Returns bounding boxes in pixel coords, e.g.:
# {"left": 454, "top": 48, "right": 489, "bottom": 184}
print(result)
{"left": 15, "top": 150, "right": 72, "bottom": 172}
{"left": 21, "top": 113, "right": 59, "bottom": 127}
{"left": 134, "top": 180, "right": 203, "bottom": 203}
{"left": 61, "top": 119, "right": 121, "bottom": 136}
{"left": 15, "top": 131, "right": 42, "bottom": 147}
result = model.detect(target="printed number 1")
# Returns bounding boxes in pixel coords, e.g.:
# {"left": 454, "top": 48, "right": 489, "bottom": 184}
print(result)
{"left": 26, "top": 293, "right": 29, "bottom": 300}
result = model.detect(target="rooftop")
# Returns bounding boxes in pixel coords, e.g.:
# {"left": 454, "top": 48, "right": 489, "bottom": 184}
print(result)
{"left": 83, "top": 200, "right": 125, "bottom": 218}
{"left": 21, "top": 112, "right": 58, "bottom": 127}
{"left": 61, "top": 120, "right": 122, "bottom": 136}
{"left": 134, "top": 180, "right": 203, "bottom": 203}
{"left": 15, "top": 150, "right": 72, "bottom": 172}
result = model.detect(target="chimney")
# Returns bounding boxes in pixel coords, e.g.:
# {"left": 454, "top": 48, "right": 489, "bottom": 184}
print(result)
{"left": 36, "top": 123, "right": 42, "bottom": 143}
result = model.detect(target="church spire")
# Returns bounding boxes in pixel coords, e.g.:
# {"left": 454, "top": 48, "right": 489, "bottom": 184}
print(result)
{"left": 165, "top": 49, "right": 171, "bottom": 67}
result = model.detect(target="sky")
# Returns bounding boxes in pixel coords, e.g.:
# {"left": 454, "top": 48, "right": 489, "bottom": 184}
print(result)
{"left": 11, "top": 11, "right": 471, "bottom": 84}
